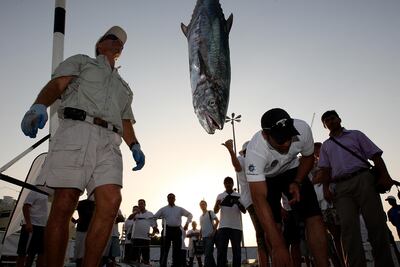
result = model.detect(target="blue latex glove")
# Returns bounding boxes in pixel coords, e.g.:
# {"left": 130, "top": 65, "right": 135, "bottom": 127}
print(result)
{"left": 131, "top": 143, "right": 145, "bottom": 171}
{"left": 21, "top": 104, "right": 48, "bottom": 138}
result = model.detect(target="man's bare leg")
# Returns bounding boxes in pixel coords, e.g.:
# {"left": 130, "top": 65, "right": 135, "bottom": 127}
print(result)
{"left": 305, "top": 215, "right": 329, "bottom": 267}
{"left": 82, "top": 184, "right": 122, "bottom": 267}
{"left": 45, "top": 188, "right": 81, "bottom": 267}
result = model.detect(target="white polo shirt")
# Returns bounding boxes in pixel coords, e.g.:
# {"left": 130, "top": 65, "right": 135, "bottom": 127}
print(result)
{"left": 245, "top": 119, "right": 314, "bottom": 182}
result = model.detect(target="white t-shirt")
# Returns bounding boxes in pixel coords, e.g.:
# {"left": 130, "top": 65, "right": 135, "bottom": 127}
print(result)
{"left": 245, "top": 119, "right": 314, "bottom": 182}
{"left": 237, "top": 156, "right": 252, "bottom": 209}
{"left": 187, "top": 229, "right": 200, "bottom": 250}
{"left": 132, "top": 210, "right": 156, "bottom": 240}
{"left": 23, "top": 191, "right": 48, "bottom": 227}
{"left": 216, "top": 191, "right": 242, "bottom": 231}
{"left": 199, "top": 210, "right": 218, "bottom": 238}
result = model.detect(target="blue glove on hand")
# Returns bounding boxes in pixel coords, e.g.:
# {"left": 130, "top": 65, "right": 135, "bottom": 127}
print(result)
{"left": 131, "top": 143, "right": 145, "bottom": 171}
{"left": 21, "top": 104, "right": 48, "bottom": 138}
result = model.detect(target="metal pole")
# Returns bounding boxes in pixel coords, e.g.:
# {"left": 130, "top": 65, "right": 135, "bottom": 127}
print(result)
{"left": 226, "top": 112, "right": 247, "bottom": 260}
{"left": 0, "top": 134, "right": 50, "bottom": 173}
{"left": 49, "top": 0, "right": 66, "bottom": 143}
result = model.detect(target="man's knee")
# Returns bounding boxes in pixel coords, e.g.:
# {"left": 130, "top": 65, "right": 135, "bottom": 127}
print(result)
{"left": 94, "top": 185, "right": 122, "bottom": 219}
{"left": 50, "top": 188, "right": 80, "bottom": 217}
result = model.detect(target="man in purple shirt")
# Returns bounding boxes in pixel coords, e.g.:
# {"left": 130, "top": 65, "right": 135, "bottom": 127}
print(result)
{"left": 317, "top": 110, "right": 394, "bottom": 267}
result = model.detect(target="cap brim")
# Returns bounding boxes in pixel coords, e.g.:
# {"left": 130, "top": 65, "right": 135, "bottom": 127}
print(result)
{"left": 270, "top": 125, "right": 300, "bottom": 145}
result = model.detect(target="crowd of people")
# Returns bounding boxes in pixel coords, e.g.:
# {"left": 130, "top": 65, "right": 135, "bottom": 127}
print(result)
{"left": 15, "top": 24, "right": 400, "bottom": 267}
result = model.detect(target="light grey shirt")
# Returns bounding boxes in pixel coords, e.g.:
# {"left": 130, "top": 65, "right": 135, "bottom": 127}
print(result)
{"left": 154, "top": 205, "right": 193, "bottom": 227}
{"left": 52, "top": 54, "right": 135, "bottom": 135}
{"left": 199, "top": 210, "right": 218, "bottom": 238}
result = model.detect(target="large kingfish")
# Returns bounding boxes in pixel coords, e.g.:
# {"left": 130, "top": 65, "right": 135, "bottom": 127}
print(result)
{"left": 181, "top": 0, "right": 233, "bottom": 134}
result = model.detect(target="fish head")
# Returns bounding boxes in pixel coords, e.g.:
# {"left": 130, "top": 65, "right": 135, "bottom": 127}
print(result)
{"left": 193, "top": 75, "right": 229, "bottom": 134}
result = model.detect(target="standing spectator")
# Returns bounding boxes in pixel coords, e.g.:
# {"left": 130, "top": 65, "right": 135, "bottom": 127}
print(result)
{"left": 103, "top": 209, "right": 125, "bottom": 267}
{"left": 123, "top": 205, "right": 139, "bottom": 264}
{"left": 245, "top": 108, "right": 329, "bottom": 267}
{"left": 199, "top": 200, "right": 219, "bottom": 267}
{"left": 214, "top": 177, "right": 246, "bottom": 267}
{"left": 222, "top": 139, "right": 270, "bottom": 266}
{"left": 186, "top": 221, "right": 203, "bottom": 267}
{"left": 20, "top": 26, "right": 145, "bottom": 267}
{"left": 154, "top": 193, "right": 193, "bottom": 267}
{"left": 386, "top": 196, "right": 400, "bottom": 239}
{"left": 131, "top": 199, "right": 158, "bottom": 265}
{"left": 311, "top": 142, "right": 345, "bottom": 267}
{"left": 71, "top": 199, "right": 95, "bottom": 267}
{"left": 16, "top": 190, "right": 48, "bottom": 267}
{"left": 318, "top": 110, "right": 394, "bottom": 267}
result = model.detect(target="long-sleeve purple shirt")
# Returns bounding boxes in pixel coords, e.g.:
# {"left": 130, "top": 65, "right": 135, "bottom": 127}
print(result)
{"left": 318, "top": 129, "right": 382, "bottom": 179}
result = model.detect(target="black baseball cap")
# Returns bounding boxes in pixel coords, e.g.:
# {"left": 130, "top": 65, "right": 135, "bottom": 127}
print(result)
{"left": 261, "top": 108, "right": 300, "bottom": 145}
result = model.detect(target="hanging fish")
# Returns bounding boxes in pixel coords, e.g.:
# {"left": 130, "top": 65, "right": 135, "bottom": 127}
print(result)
{"left": 181, "top": 0, "right": 233, "bottom": 134}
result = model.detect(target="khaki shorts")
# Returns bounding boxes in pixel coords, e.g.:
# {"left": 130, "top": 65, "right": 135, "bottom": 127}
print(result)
{"left": 37, "top": 119, "right": 123, "bottom": 195}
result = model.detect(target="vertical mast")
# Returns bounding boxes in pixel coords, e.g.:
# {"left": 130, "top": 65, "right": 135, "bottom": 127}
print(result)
{"left": 49, "top": 0, "right": 66, "bottom": 142}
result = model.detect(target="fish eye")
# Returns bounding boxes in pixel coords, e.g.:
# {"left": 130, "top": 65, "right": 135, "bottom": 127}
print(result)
{"left": 208, "top": 99, "right": 216, "bottom": 107}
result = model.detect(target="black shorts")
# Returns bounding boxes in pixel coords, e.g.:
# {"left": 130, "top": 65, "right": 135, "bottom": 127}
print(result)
{"left": 267, "top": 167, "right": 321, "bottom": 223}
{"left": 17, "top": 225, "right": 45, "bottom": 256}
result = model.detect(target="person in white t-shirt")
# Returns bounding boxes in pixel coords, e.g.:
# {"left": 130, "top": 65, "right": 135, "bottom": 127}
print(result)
{"left": 245, "top": 108, "right": 328, "bottom": 267}
{"left": 16, "top": 190, "right": 48, "bottom": 267}
{"left": 222, "top": 139, "right": 270, "bottom": 267}
{"left": 186, "top": 221, "right": 203, "bottom": 267}
{"left": 131, "top": 199, "right": 158, "bottom": 265}
{"left": 214, "top": 177, "right": 246, "bottom": 267}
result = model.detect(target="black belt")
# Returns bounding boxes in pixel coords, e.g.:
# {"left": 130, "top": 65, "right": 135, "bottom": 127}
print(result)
{"left": 334, "top": 168, "right": 369, "bottom": 183}
{"left": 63, "top": 107, "right": 119, "bottom": 134}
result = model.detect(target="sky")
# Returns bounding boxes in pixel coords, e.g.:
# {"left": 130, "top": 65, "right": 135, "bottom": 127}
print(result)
{"left": 0, "top": 0, "right": 400, "bottom": 246}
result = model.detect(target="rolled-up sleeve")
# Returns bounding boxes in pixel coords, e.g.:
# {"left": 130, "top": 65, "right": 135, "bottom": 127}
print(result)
{"left": 245, "top": 149, "right": 267, "bottom": 182}
{"left": 52, "top": 54, "right": 86, "bottom": 79}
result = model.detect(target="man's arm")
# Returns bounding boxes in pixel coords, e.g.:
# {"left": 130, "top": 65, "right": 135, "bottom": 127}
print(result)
{"left": 289, "top": 154, "right": 314, "bottom": 204}
{"left": 213, "top": 216, "right": 220, "bottom": 230}
{"left": 182, "top": 208, "right": 193, "bottom": 230}
{"left": 22, "top": 203, "right": 33, "bottom": 233}
{"left": 235, "top": 198, "right": 246, "bottom": 214}
{"left": 213, "top": 199, "right": 221, "bottom": 214}
{"left": 372, "top": 153, "right": 394, "bottom": 191}
{"left": 122, "top": 119, "right": 139, "bottom": 147}
{"left": 34, "top": 76, "right": 75, "bottom": 106}
{"left": 122, "top": 119, "right": 145, "bottom": 171}
{"left": 249, "top": 181, "right": 291, "bottom": 267}
{"left": 222, "top": 139, "right": 242, "bottom": 172}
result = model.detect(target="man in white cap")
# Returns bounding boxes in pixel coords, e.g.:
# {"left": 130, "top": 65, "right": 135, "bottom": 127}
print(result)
{"left": 245, "top": 108, "right": 329, "bottom": 267}
{"left": 20, "top": 26, "right": 145, "bottom": 267}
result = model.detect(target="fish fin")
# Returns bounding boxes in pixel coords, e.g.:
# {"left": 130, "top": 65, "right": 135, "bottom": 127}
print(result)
{"left": 181, "top": 23, "right": 188, "bottom": 37}
{"left": 226, "top": 14, "right": 233, "bottom": 33}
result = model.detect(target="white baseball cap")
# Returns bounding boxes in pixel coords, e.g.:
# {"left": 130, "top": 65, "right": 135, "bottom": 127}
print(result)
{"left": 95, "top": 26, "right": 127, "bottom": 55}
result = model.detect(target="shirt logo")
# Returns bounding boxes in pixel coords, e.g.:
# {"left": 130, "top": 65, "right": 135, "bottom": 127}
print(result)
{"left": 248, "top": 164, "right": 256, "bottom": 173}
